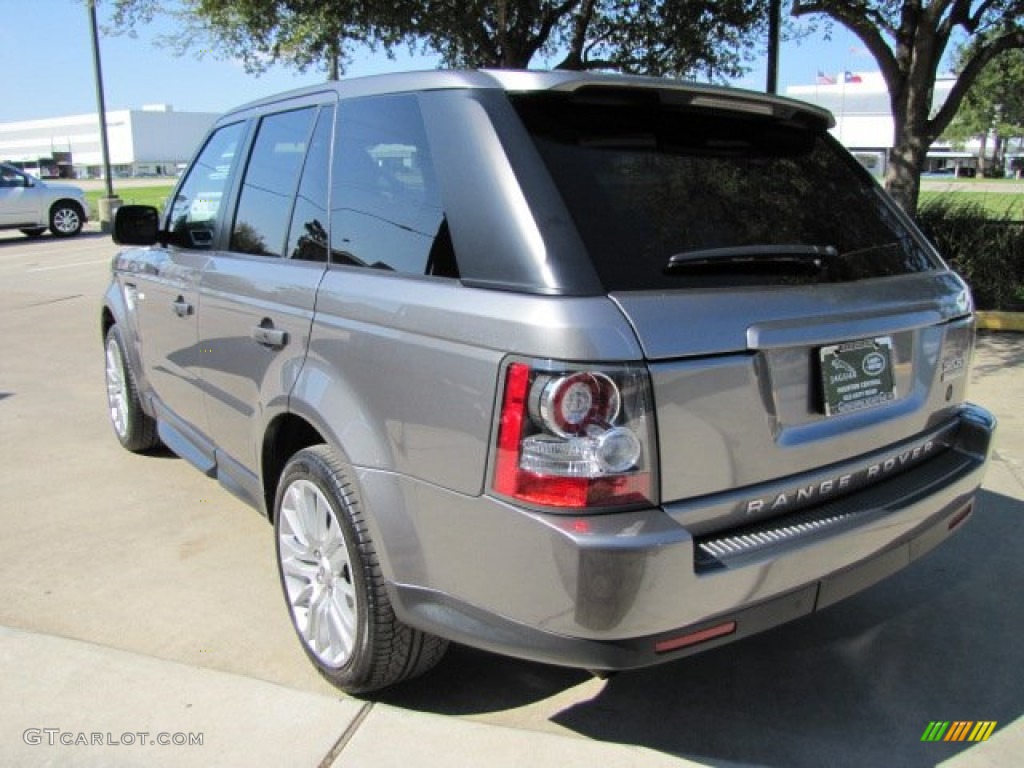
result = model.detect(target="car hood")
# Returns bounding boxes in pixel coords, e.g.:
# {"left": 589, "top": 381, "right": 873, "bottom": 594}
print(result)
{"left": 41, "top": 181, "right": 86, "bottom": 197}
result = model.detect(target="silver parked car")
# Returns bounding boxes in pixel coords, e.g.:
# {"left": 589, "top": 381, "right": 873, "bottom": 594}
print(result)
{"left": 102, "top": 70, "right": 995, "bottom": 693}
{"left": 0, "top": 163, "right": 88, "bottom": 237}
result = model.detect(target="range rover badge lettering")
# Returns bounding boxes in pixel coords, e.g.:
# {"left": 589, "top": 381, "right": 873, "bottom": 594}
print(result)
{"left": 744, "top": 438, "right": 938, "bottom": 516}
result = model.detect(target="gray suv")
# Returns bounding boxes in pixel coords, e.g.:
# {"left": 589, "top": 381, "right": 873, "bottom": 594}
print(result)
{"left": 103, "top": 70, "right": 995, "bottom": 693}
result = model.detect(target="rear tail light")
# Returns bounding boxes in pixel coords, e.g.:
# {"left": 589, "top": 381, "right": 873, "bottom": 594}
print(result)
{"left": 492, "top": 360, "right": 657, "bottom": 510}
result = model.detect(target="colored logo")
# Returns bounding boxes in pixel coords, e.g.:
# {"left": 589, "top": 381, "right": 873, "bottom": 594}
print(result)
{"left": 862, "top": 351, "right": 887, "bottom": 376}
{"left": 921, "top": 721, "right": 997, "bottom": 742}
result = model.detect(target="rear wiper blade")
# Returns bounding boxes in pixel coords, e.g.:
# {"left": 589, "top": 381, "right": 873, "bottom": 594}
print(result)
{"left": 666, "top": 244, "right": 838, "bottom": 269}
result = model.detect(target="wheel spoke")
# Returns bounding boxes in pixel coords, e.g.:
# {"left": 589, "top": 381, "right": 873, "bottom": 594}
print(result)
{"left": 280, "top": 553, "right": 318, "bottom": 583}
{"left": 300, "top": 484, "right": 321, "bottom": 546}
{"left": 313, "top": 488, "right": 330, "bottom": 544}
{"left": 325, "top": 598, "right": 352, "bottom": 661}
{"left": 336, "top": 567, "right": 356, "bottom": 604}
{"left": 306, "top": 593, "right": 324, "bottom": 652}
{"left": 280, "top": 489, "right": 311, "bottom": 548}
{"left": 279, "top": 531, "right": 310, "bottom": 561}
{"left": 291, "top": 580, "right": 315, "bottom": 611}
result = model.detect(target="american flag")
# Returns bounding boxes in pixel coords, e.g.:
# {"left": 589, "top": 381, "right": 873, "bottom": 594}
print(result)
{"left": 816, "top": 70, "right": 836, "bottom": 85}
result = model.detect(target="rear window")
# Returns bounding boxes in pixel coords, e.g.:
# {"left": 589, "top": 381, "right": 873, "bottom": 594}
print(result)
{"left": 511, "top": 93, "right": 939, "bottom": 291}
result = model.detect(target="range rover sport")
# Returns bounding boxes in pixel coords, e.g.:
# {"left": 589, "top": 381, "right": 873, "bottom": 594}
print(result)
{"left": 102, "top": 70, "right": 995, "bottom": 693}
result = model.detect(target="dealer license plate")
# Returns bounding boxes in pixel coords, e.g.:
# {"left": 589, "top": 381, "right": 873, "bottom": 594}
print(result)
{"left": 819, "top": 336, "right": 896, "bottom": 416}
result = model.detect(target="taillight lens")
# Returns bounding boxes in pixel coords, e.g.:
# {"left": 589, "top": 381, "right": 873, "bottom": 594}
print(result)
{"left": 493, "top": 360, "right": 657, "bottom": 510}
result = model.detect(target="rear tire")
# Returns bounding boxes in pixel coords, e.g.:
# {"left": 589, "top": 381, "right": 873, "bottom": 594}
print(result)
{"left": 49, "top": 201, "right": 84, "bottom": 237}
{"left": 274, "top": 445, "right": 448, "bottom": 693}
{"left": 104, "top": 325, "right": 159, "bottom": 452}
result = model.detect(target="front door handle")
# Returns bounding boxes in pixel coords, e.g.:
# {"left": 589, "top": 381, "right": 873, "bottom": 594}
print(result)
{"left": 251, "top": 320, "right": 288, "bottom": 349}
{"left": 171, "top": 296, "right": 193, "bottom": 318}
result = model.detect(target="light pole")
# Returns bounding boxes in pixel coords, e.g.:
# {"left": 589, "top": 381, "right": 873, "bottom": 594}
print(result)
{"left": 766, "top": 0, "right": 781, "bottom": 94}
{"left": 88, "top": 0, "right": 121, "bottom": 231}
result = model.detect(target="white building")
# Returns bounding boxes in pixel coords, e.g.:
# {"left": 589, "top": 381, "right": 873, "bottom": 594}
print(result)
{"left": 0, "top": 104, "right": 217, "bottom": 179}
{"left": 785, "top": 71, "right": 1017, "bottom": 178}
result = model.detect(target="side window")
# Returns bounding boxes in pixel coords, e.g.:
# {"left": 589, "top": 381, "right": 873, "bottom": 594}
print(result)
{"left": 231, "top": 107, "right": 316, "bottom": 257}
{"left": 2, "top": 166, "right": 25, "bottom": 187}
{"left": 168, "top": 122, "right": 245, "bottom": 249}
{"left": 284, "top": 106, "right": 333, "bottom": 262}
{"left": 330, "top": 94, "right": 454, "bottom": 277}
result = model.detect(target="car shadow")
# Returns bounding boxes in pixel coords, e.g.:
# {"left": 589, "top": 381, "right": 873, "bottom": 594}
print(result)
{"left": 142, "top": 444, "right": 180, "bottom": 460}
{"left": 380, "top": 488, "right": 1023, "bottom": 766}
{"left": 974, "top": 331, "right": 1024, "bottom": 376}
{"left": 374, "top": 644, "right": 592, "bottom": 714}
{"left": 0, "top": 231, "right": 110, "bottom": 247}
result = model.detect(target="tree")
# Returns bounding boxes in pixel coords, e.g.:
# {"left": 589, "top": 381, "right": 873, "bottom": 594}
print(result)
{"left": 107, "top": 0, "right": 382, "bottom": 77}
{"left": 106, "top": 0, "right": 769, "bottom": 82}
{"left": 791, "top": 1, "right": 1024, "bottom": 213}
{"left": 413, "top": 0, "right": 766, "bottom": 78}
{"left": 943, "top": 46, "right": 1024, "bottom": 175}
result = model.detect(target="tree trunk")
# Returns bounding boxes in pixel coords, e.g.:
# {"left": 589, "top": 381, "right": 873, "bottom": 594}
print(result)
{"left": 977, "top": 133, "right": 988, "bottom": 176}
{"left": 885, "top": 135, "right": 928, "bottom": 213}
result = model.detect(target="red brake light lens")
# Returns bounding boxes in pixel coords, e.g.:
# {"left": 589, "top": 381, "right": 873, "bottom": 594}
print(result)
{"left": 493, "top": 360, "right": 656, "bottom": 511}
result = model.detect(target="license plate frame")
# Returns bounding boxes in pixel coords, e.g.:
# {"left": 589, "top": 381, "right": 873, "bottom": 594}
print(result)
{"left": 819, "top": 336, "right": 896, "bottom": 416}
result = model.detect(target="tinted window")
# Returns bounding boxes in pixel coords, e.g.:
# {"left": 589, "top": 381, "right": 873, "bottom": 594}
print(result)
{"left": 232, "top": 107, "right": 316, "bottom": 257}
{"left": 168, "top": 122, "right": 245, "bottom": 249}
{"left": 512, "top": 94, "right": 939, "bottom": 291}
{"left": 1, "top": 165, "right": 28, "bottom": 187}
{"left": 285, "top": 106, "right": 333, "bottom": 262}
{"left": 330, "top": 95, "right": 453, "bottom": 276}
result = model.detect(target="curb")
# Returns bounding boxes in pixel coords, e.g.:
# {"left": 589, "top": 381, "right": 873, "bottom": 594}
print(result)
{"left": 977, "top": 311, "right": 1024, "bottom": 332}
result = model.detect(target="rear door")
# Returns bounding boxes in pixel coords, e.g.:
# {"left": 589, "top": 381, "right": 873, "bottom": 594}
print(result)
{"left": 197, "top": 99, "right": 333, "bottom": 480}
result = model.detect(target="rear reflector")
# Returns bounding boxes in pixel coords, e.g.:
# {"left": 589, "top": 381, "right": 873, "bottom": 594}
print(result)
{"left": 654, "top": 621, "right": 737, "bottom": 654}
{"left": 947, "top": 503, "right": 973, "bottom": 531}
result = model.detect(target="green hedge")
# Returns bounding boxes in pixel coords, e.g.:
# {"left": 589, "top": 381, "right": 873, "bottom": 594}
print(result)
{"left": 916, "top": 197, "right": 1024, "bottom": 311}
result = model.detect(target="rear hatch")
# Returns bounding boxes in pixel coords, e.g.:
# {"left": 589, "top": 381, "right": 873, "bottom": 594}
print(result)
{"left": 511, "top": 87, "right": 976, "bottom": 521}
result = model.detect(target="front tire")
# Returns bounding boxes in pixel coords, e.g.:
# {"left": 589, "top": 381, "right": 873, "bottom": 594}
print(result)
{"left": 50, "top": 201, "right": 84, "bottom": 237}
{"left": 104, "top": 325, "right": 159, "bottom": 452}
{"left": 274, "top": 446, "right": 447, "bottom": 693}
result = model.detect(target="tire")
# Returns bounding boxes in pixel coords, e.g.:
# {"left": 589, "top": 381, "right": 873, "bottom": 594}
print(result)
{"left": 274, "top": 445, "right": 448, "bottom": 693}
{"left": 49, "top": 201, "right": 84, "bottom": 237}
{"left": 104, "top": 325, "right": 159, "bottom": 452}
{"left": 20, "top": 227, "right": 46, "bottom": 237}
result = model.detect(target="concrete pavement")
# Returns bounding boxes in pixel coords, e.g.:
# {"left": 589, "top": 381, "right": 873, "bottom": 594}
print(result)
{"left": 0, "top": 226, "right": 1021, "bottom": 766}
{"left": 0, "top": 625, "right": 691, "bottom": 768}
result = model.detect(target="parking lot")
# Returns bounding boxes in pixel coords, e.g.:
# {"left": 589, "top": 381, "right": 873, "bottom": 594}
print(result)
{"left": 0, "top": 227, "right": 1021, "bottom": 766}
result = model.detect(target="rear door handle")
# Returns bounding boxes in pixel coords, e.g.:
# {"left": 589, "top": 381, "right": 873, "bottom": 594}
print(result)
{"left": 171, "top": 296, "right": 193, "bottom": 317}
{"left": 251, "top": 320, "right": 288, "bottom": 349}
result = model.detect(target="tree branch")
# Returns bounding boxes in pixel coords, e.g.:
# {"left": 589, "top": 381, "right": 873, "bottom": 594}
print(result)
{"left": 792, "top": 1, "right": 898, "bottom": 38}
{"left": 930, "top": 28, "right": 1024, "bottom": 140}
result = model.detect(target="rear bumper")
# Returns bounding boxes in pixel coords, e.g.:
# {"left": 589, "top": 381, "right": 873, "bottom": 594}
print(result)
{"left": 375, "top": 403, "right": 995, "bottom": 670}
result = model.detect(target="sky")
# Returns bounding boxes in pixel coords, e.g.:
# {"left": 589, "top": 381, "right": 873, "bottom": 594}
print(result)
{"left": 0, "top": 0, "right": 886, "bottom": 123}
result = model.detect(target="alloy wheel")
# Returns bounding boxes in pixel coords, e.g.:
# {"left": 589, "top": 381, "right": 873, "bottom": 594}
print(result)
{"left": 277, "top": 479, "right": 358, "bottom": 668}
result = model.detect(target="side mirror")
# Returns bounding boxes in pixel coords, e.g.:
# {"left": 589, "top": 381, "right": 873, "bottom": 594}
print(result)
{"left": 113, "top": 205, "right": 161, "bottom": 246}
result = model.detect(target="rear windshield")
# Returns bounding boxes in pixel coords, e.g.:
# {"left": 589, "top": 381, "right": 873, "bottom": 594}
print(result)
{"left": 511, "top": 93, "right": 939, "bottom": 291}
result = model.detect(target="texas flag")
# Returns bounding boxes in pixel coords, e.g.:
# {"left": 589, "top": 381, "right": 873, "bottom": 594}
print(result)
{"left": 844, "top": 71, "right": 863, "bottom": 83}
